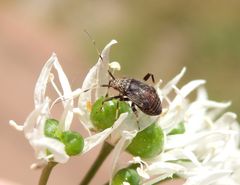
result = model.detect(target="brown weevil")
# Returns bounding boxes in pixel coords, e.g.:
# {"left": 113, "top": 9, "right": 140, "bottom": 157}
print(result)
{"left": 102, "top": 71, "right": 162, "bottom": 117}
{"left": 83, "top": 32, "right": 162, "bottom": 117}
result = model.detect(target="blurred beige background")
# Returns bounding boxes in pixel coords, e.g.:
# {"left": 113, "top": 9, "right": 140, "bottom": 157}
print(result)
{"left": 1, "top": 1, "right": 240, "bottom": 185}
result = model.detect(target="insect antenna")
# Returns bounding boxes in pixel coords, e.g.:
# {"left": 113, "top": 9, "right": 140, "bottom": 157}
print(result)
{"left": 108, "top": 70, "right": 115, "bottom": 80}
{"left": 84, "top": 29, "right": 104, "bottom": 62}
{"left": 84, "top": 30, "right": 116, "bottom": 98}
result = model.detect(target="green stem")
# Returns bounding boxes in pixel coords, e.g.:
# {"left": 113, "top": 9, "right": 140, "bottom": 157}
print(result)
{"left": 38, "top": 162, "right": 58, "bottom": 185}
{"left": 80, "top": 142, "right": 114, "bottom": 185}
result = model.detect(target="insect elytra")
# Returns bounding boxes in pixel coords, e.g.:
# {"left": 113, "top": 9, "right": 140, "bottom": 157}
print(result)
{"left": 104, "top": 72, "right": 162, "bottom": 116}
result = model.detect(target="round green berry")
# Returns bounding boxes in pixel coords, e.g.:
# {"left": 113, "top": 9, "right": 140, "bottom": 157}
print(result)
{"left": 62, "top": 131, "right": 84, "bottom": 156}
{"left": 112, "top": 168, "right": 140, "bottom": 185}
{"left": 90, "top": 96, "right": 131, "bottom": 130}
{"left": 44, "top": 119, "right": 62, "bottom": 140}
{"left": 168, "top": 122, "right": 185, "bottom": 135}
{"left": 127, "top": 123, "right": 164, "bottom": 159}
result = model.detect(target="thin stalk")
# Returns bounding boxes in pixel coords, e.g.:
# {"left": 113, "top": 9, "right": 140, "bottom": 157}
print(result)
{"left": 80, "top": 141, "right": 113, "bottom": 185}
{"left": 38, "top": 162, "right": 57, "bottom": 185}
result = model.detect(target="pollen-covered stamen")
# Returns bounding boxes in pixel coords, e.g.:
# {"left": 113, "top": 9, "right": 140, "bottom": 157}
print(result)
{"left": 109, "top": 61, "right": 121, "bottom": 71}
{"left": 86, "top": 100, "right": 92, "bottom": 112}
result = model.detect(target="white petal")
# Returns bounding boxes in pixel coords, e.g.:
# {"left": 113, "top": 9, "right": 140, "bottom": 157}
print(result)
{"left": 137, "top": 167, "right": 150, "bottom": 179}
{"left": 196, "top": 86, "right": 208, "bottom": 101}
{"left": 53, "top": 58, "right": 74, "bottom": 130}
{"left": 214, "top": 112, "right": 238, "bottom": 129}
{"left": 158, "top": 98, "right": 187, "bottom": 132}
{"left": 53, "top": 58, "right": 72, "bottom": 97}
{"left": 143, "top": 173, "right": 173, "bottom": 185}
{"left": 161, "top": 67, "right": 186, "bottom": 96}
{"left": 110, "top": 130, "right": 137, "bottom": 185}
{"left": 147, "top": 161, "right": 186, "bottom": 176}
{"left": 82, "top": 128, "right": 112, "bottom": 154}
{"left": 172, "top": 80, "right": 206, "bottom": 106}
{"left": 78, "top": 64, "right": 97, "bottom": 129}
{"left": 30, "top": 137, "right": 69, "bottom": 163}
{"left": 95, "top": 40, "right": 118, "bottom": 98}
{"left": 23, "top": 100, "right": 49, "bottom": 138}
{"left": 34, "top": 53, "right": 56, "bottom": 107}
{"left": 82, "top": 112, "right": 128, "bottom": 154}
{"left": 59, "top": 101, "right": 73, "bottom": 131}
{"left": 184, "top": 170, "right": 232, "bottom": 185}
{"left": 165, "top": 131, "right": 232, "bottom": 150}
{"left": 73, "top": 108, "right": 92, "bottom": 136}
{"left": 114, "top": 112, "right": 157, "bottom": 136}
{"left": 160, "top": 149, "right": 201, "bottom": 167}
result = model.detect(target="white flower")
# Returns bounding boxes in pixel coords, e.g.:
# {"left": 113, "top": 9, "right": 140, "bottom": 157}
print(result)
{"left": 9, "top": 53, "right": 73, "bottom": 165}
{"left": 9, "top": 46, "right": 127, "bottom": 167}
{"left": 74, "top": 40, "right": 129, "bottom": 154}
{"left": 10, "top": 39, "right": 240, "bottom": 185}
{"left": 127, "top": 72, "right": 240, "bottom": 185}
{"left": 76, "top": 40, "right": 118, "bottom": 132}
{"left": 105, "top": 66, "right": 240, "bottom": 185}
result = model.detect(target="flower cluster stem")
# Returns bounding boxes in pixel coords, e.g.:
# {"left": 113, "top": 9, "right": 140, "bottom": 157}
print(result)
{"left": 80, "top": 141, "right": 113, "bottom": 185}
{"left": 38, "top": 162, "right": 58, "bottom": 185}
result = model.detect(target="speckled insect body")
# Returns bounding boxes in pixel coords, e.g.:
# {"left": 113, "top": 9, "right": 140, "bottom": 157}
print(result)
{"left": 108, "top": 74, "right": 162, "bottom": 116}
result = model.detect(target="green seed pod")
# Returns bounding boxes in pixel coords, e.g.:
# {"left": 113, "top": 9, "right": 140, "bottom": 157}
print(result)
{"left": 62, "top": 131, "right": 84, "bottom": 156}
{"left": 112, "top": 167, "right": 140, "bottom": 185}
{"left": 168, "top": 122, "right": 185, "bottom": 135}
{"left": 90, "top": 96, "right": 131, "bottom": 130}
{"left": 127, "top": 123, "right": 164, "bottom": 159}
{"left": 44, "top": 119, "right": 62, "bottom": 140}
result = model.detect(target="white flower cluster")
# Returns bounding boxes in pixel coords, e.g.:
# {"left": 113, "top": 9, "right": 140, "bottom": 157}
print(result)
{"left": 125, "top": 67, "right": 240, "bottom": 185}
{"left": 9, "top": 41, "right": 128, "bottom": 168}
{"left": 107, "top": 64, "right": 240, "bottom": 185}
{"left": 9, "top": 40, "right": 240, "bottom": 185}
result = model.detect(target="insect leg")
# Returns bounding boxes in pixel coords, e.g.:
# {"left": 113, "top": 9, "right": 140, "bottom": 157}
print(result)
{"left": 102, "top": 70, "right": 116, "bottom": 98}
{"left": 143, "top": 73, "right": 155, "bottom": 83}
{"left": 119, "top": 97, "right": 130, "bottom": 101}
{"left": 131, "top": 103, "right": 140, "bottom": 130}
{"left": 102, "top": 95, "right": 123, "bottom": 103}
{"left": 101, "top": 95, "right": 124, "bottom": 111}
{"left": 115, "top": 99, "right": 120, "bottom": 119}
{"left": 104, "top": 81, "right": 111, "bottom": 98}
{"left": 101, "top": 95, "right": 125, "bottom": 119}
{"left": 108, "top": 70, "right": 116, "bottom": 80}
